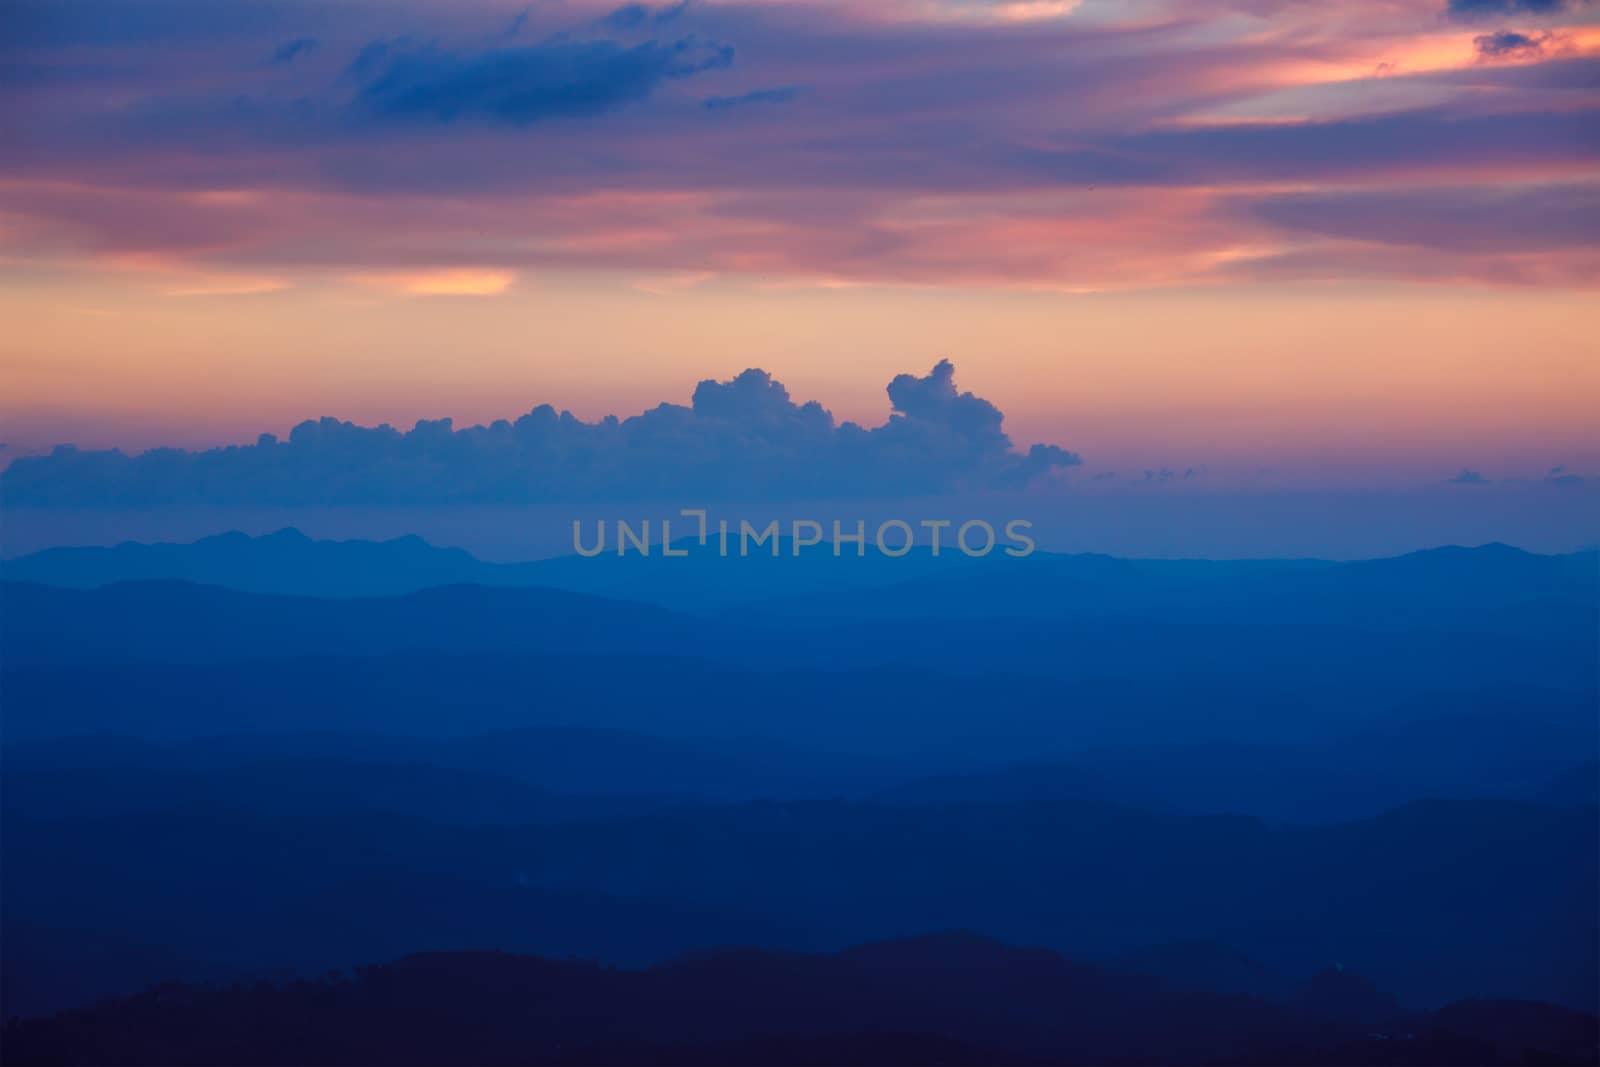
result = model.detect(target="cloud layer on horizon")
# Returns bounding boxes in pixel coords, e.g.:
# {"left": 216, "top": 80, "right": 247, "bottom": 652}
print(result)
{"left": 0, "top": 361, "right": 1082, "bottom": 506}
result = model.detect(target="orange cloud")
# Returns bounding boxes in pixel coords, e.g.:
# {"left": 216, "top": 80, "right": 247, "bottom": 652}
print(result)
{"left": 351, "top": 269, "right": 518, "bottom": 297}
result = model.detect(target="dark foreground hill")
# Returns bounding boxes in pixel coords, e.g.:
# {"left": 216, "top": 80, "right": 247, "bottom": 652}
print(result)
{"left": 5, "top": 794, "right": 1595, "bottom": 1012}
{"left": 5, "top": 935, "right": 1596, "bottom": 1067}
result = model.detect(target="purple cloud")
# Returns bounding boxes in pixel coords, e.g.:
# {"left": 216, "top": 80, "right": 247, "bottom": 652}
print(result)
{"left": 0, "top": 362, "right": 1083, "bottom": 506}
{"left": 353, "top": 35, "right": 734, "bottom": 125}
{"left": 1, "top": 0, "right": 1596, "bottom": 290}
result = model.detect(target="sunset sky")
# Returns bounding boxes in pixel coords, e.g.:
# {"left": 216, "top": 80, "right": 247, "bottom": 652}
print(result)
{"left": 2, "top": 0, "right": 1597, "bottom": 491}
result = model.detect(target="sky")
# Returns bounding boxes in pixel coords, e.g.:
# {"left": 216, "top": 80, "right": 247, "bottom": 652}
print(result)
{"left": 2, "top": 0, "right": 1598, "bottom": 512}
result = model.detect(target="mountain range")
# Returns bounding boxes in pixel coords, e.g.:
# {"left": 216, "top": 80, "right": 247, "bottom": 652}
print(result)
{"left": 7, "top": 528, "right": 1596, "bottom": 626}
{"left": 2, "top": 529, "right": 1595, "bottom": 1057}
{"left": 6, "top": 935, "right": 1596, "bottom": 1066}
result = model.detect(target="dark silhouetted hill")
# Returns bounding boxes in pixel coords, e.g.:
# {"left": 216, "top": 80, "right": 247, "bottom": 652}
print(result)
{"left": 0, "top": 923, "right": 226, "bottom": 1022}
{"left": 1532, "top": 762, "right": 1600, "bottom": 808}
{"left": 8, "top": 532, "right": 1594, "bottom": 631}
{"left": 5, "top": 644, "right": 1593, "bottom": 815}
{"left": 3, "top": 529, "right": 998, "bottom": 606}
{"left": 0, "top": 580, "right": 682, "bottom": 669}
{"left": 6, "top": 936, "right": 1595, "bottom": 1066}
{"left": 1107, "top": 940, "right": 1290, "bottom": 1000}
{"left": 1, "top": 528, "right": 486, "bottom": 597}
{"left": 5, "top": 793, "right": 1594, "bottom": 1012}
{"left": 872, "top": 700, "right": 1600, "bottom": 821}
{"left": 5, "top": 574, "right": 1594, "bottom": 707}
{"left": 0, "top": 759, "right": 674, "bottom": 825}
{"left": 2, "top": 727, "right": 913, "bottom": 806}
{"left": 734, "top": 541, "right": 1598, "bottom": 631}
{"left": 1294, "top": 967, "right": 1404, "bottom": 1028}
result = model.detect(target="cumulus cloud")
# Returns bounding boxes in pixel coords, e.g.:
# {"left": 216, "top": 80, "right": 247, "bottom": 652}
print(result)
{"left": 1449, "top": 468, "right": 1490, "bottom": 484}
{"left": 0, "top": 362, "right": 1083, "bottom": 507}
{"left": 887, "top": 360, "right": 1004, "bottom": 446}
